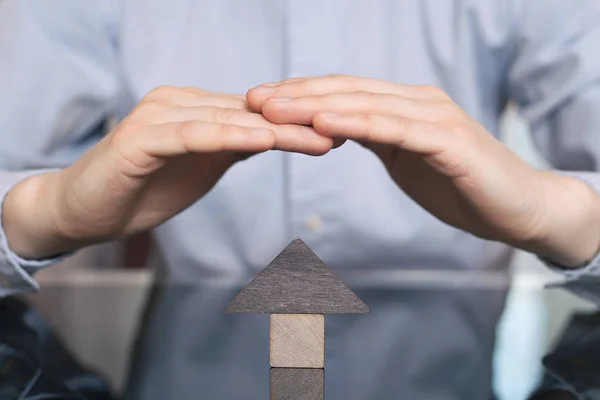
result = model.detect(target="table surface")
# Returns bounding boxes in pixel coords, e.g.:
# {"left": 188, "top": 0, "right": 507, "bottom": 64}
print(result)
{"left": 22, "top": 263, "right": 600, "bottom": 400}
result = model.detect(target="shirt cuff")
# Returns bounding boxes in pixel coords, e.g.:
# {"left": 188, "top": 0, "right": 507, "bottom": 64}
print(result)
{"left": 0, "top": 169, "right": 66, "bottom": 296}
{"left": 540, "top": 171, "right": 600, "bottom": 304}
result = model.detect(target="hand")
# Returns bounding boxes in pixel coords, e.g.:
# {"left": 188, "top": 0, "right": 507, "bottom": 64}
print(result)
{"left": 247, "top": 75, "right": 600, "bottom": 267}
{"left": 4, "top": 86, "right": 334, "bottom": 258}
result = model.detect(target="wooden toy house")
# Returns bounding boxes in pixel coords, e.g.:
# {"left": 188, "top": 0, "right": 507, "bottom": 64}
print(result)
{"left": 226, "top": 238, "right": 369, "bottom": 399}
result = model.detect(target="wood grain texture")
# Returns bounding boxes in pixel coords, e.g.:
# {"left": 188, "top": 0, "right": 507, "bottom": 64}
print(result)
{"left": 270, "top": 368, "right": 324, "bottom": 400}
{"left": 270, "top": 314, "right": 324, "bottom": 368}
{"left": 225, "top": 238, "right": 369, "bottom": 314}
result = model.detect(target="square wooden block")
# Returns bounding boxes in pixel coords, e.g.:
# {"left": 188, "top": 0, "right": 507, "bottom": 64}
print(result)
{"left": 270, "top": 368, "right": 324, "bottom": 400}
{"left": 270, "top": 314, "right": 324, "bottom": 368}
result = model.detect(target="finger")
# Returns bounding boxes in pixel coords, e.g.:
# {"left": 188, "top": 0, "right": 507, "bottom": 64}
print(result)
{"left": 260, "top": 92, "right": 443, "bottom": 125}
{"left": 179, "top": 87, "right": 245, "bottom": 100}
{"left": 187, "top": 107, "right": 334, "bottom": 155}
{"left": 163, "top": 93, "right": 250, "bottom": 110}
{"left": 132, "top": 121, "right": 277, "bottom": 158}
{"left": 247, "top": 75, "right": 445, "bottom": 110}
{"left": 142, "top": 86, "right": 250, "bottom": 110}
{"left": 312, "top": 113, "right": 448, "bottom": 155}
{"left": 135, "top": 105, "right": 334, "bottom": 156}
{"left": 246, "top": 79, "right": 310, "bottom": 112}
{"left": 258, "top": 76, "right": 317, "bottom": 87}
{"left": 138, "top": 104, "right": 259, "bottom": 125}
{"left": 135, "top": 99, "right": 251, "bottom": 124}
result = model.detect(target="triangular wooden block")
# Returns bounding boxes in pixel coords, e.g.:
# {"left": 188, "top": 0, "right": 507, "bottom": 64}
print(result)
{"left": 225, "top": 238, "right": 369, "bottom": 314}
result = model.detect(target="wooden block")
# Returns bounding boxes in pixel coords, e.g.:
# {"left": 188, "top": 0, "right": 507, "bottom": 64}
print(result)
{"left": 225, "top": 238, "right": 369, "bottom": 314}
{"left": 270, "top": 314, "right": 324, "bottom": 368}
{"left": 270, "top": 368, "right": 324, "bottom": 400}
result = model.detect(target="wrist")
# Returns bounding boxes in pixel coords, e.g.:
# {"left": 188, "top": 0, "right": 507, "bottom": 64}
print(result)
{"left": 2, "top": 171, "right": 76, "bottom": 259}
{"left": 518, "top": 171, "right": 600, "bottom": 268}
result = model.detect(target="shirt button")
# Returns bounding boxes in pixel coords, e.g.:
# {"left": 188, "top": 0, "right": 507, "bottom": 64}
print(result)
{"left": 305, "top": 214, "right": 323, "bottom": 232}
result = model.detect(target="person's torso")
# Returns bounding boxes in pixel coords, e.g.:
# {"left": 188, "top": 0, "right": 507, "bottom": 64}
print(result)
{"left": 115, "top": 0, "right": 516, "bottom": 281}
{"left": 116, "top": 1, "right": 517, "bottom": 398}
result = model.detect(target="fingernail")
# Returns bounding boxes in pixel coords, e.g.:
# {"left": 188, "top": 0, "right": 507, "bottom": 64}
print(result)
{"left": 319, "top": 112, "right": 341, "bottom": 118}
{"left": 251, "top": 129, "right": 272, "bottom": 136}
{"left": 269, "top": 97, "right": 291, "bottom": 102}
{"left": 252, "top": 85, "right": 276, "bottom": 96}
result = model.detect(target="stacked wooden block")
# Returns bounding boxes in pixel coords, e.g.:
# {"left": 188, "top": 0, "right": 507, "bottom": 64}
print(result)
{"left": 270, "top": 314, "right": 325, "bottom": 399}
{"left": 226, "top": 238, "right": 369, "bottom": 400}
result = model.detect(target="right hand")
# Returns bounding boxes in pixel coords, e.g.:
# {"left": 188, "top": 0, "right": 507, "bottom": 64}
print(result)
{"left": 3, "top": 86, "right": 334, "bottom": 258}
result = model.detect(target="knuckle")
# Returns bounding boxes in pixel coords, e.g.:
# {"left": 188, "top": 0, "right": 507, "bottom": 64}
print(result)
{"left": 217, "top": 123, "right": 238, "bottom": 137}
{"left": 147, "top": 85, "right": 180, "bottom": 98}
{"left": 174, "top": 120, "right": 196, "bottom": 142}
{"left": 181, "top": 86, "right": 207, "bottom": 95}
{"left": 129, "top": 100, "right": 168, "bottom": 123}
{"left": 364, "top": 113, "right": 381, "bottom": 125}
{"left": 393, "top": 119, "right": 411, "bottom": 147}
{"left": 393, "top": 115, "right": 411, "bottom": 132}
{"left": 385, "top": 115, "right": 409, "bottom": 144}
{"left": 210, "top": 107, "right": 237, "bottom": 123}
{"left": 362, "top": 114, "right": 382, "bottom": 140}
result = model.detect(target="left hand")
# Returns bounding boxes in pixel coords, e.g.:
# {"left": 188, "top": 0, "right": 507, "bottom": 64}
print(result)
{"left": 247, "top": 75, "right": 600, "bottom": 267}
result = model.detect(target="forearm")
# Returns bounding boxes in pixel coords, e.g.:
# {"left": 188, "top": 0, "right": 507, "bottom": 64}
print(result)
{"left": 512, "top": 171, "right": 600, "bottom": 268}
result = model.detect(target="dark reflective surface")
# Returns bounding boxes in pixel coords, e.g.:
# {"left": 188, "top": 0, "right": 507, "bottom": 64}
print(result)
{"left": 0, "top": 297, "right": 117, "bottom": 400}
{"left": 3, "top": 277, "right": 598, "bottom": 400}
{"left": 532, "top": 311, "right": 600, "bottom": 398}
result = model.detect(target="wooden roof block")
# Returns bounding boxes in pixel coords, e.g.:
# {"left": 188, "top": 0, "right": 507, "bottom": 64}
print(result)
{"left": 225, "top": 238, "right": 369, "bottom": 314}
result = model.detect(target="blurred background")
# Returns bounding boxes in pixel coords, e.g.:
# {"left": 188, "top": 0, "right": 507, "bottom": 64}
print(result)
{"left": 22, "top": 105, "right": 597, "bottom": 400}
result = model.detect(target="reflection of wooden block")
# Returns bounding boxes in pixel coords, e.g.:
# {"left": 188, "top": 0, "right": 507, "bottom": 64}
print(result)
{"left": 270, "top": 314, "right": 324, "bottom": 368}
{"left": 270, "top": 368, "right": 324, "bottom": 400}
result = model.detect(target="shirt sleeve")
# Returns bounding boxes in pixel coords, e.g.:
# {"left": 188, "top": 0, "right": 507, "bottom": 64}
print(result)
{"left": 507, "top": 0, "right": 600, "bottom": 291}
{"left": 0, "top": 0, "right": 120, "bottom": 295}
